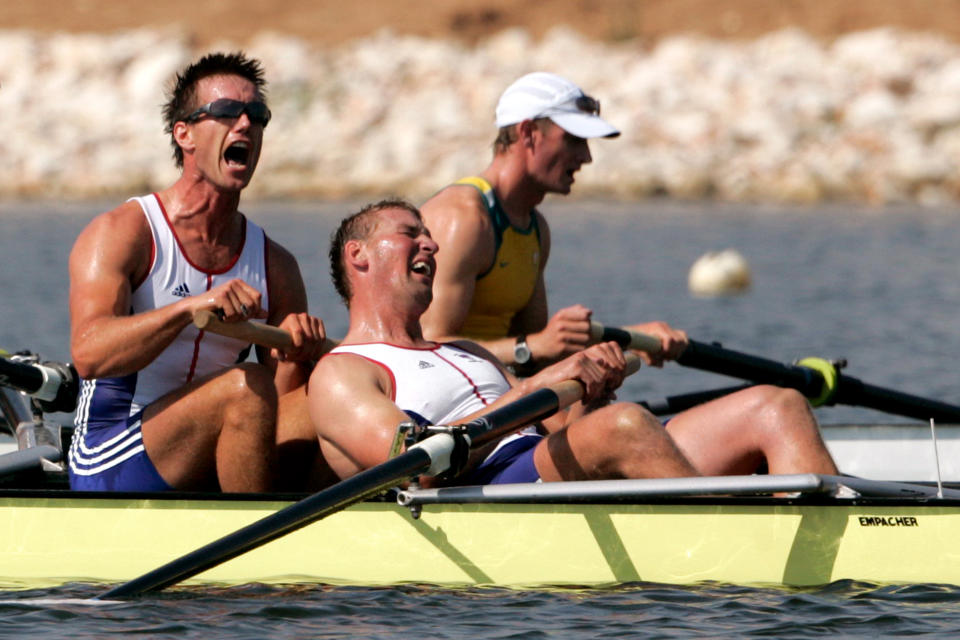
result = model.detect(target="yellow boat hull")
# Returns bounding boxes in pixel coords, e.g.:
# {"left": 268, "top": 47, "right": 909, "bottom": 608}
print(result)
{"left": 2, "top": 494, "right": 956, "bottom": 590}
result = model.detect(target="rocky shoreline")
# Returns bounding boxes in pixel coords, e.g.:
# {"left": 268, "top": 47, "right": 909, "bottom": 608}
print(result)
{"left": 4, "top": 26, "right": 960, "bottom": 205}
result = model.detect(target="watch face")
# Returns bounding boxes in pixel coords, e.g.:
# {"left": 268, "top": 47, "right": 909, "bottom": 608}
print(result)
{"left": 514, "top": 341, "right": 531, "bottom": 364}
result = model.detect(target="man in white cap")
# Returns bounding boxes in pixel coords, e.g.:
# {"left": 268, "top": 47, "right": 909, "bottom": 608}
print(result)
{"left": 419, "top": 72, "right": 839, "bottom": 479}
{"left": 421, "top": 71, "right": 686, "bottom": 369}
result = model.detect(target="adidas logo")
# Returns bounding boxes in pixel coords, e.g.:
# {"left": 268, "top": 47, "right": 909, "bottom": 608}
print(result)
{"left": 418, "top": 360, "right": 434, "bottom": 369}
{"left": 171, "top": 283, "right": 191, "bottom": 298}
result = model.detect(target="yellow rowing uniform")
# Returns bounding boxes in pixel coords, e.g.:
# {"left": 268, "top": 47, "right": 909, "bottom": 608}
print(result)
{"left": 455, "top": 176, "right": 542, "bottom": 340}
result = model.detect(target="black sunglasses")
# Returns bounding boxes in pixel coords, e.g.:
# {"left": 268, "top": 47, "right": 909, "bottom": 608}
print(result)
{"left": 575, "top": 95, "right": 601, "bottom": 116}
{"left": 184, "top": 98, "right": 272, "bottom": 127}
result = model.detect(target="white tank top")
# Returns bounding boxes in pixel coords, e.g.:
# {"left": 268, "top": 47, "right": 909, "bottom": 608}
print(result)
{"left": 327, "top": 342, "right": 511, "bottom": 426}
{"left": 74, "top": 193, "right": 270, "bottom": 426}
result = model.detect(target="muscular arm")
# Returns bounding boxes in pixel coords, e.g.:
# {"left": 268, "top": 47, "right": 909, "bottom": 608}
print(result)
{"left": 69, "top": 202, "right": 200, "bottom": 379}
{"left": 419, "top": 186, "right": 497, "bottom": 342}
{"left": 308, "top": 353, "right": 410, "bottom": 479}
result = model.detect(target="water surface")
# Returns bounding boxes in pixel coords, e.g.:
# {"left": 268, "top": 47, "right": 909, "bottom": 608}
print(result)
{"left": 3, "top": 199, "right": 960, "bottom": 637}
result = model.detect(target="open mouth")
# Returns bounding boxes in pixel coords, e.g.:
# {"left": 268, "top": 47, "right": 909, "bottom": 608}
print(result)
{"left": 411, "top": 260, "right": 433, "bottom": 277}
{"left": 224, "top": 141, "right": 251, "bottom": 167}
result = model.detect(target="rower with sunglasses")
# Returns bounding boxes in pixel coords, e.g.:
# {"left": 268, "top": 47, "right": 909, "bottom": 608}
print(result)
{"left": 420, "top": 72, "right": 839, "bottom": 479}
{"left": 67, "top": 52, "right": 332, "bottom": 493}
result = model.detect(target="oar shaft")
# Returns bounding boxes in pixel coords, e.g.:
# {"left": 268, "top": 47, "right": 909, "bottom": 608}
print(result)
{"left": 638, "top": 384, "right": 754, "bottom": 416}
{"left": 678, "top": 341, "right": 960, "bottom": 421}
{"left": 0, "top": 356, "right": 44, "bottom": 395}
{"left": 0, "top": 356, "right": 78, "bottom": 413}
{"left": 834, "top": 378, "right": 960, "bottom": 423}
{"left": 593, "top": 322, "right": 960, "bottom": 422}
{"left": 101, "top": 352, "right": 641, "bottom": 598}
{"left": 99, "top": 446, "right": 435, "bottom": 599}
{"left": 677, "top": 340, "right": 825, "bottom": 396}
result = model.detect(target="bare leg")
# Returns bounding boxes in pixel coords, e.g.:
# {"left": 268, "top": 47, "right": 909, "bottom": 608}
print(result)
{"left": 534, "top": 403, "right": 698, "bottom": 481}
{"left": 141, "top": 362, "right": 278, "bottom": 492}
{"left": 274, "top": 386, "right": 339, "bottom": 491}
{"left": 665, "top": 385, "right": 839, "bottom": 476}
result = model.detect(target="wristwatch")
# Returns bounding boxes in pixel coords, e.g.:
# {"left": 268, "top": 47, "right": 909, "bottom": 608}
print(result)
{"left": 514, "top": 335, "right": 532, "bottom": 365}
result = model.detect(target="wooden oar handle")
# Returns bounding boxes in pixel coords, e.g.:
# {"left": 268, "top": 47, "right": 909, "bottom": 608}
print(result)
{"left": 191, "top": 310, "right": 346, "bottom": 355}
{"left": 589, "top": 321, "right": 663, "bottom": 354}
{"left": 193, "top": 310, "right": 293, "bottom": 349}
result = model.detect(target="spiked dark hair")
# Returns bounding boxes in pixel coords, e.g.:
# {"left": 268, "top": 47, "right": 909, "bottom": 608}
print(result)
{"left": 162, "top": 51, "right": 268, "bottom": 168}
{"left": 329, "top": 199, "right": 423, "bottom": 307}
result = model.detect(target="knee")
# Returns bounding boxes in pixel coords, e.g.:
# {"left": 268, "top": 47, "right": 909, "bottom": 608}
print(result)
{"left": 744, "top": 385, "right": 817, "bottom": 437}
{"left": 738, "top": 385, "right": 809, "bottom": 415}
{"left": 603, "top": 403, "right": 666, "bottom": 443}
{"left": 220, "top": 363, "right": 278, "bottom": 412}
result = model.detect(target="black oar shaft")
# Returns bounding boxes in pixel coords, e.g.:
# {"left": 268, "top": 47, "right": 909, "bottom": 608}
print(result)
{"left": 0, "top": 356, "right": 44, "bottom": 395}
{"left": 99, "top": 447, "right": 434, "bottom": 599}
{"left": 638, "top": 384, "right": 754, "bottom": 416}
{"left": 598, "top": 321, "right": 960, "bottom": 423}
{"left": 0, "top": 356, "right": 79, "bottom": 414}
{"left": 467, "top": 385, "right": 570, "bottom": 448}
{"left": 678, "top": 341, "right": 825, "bottom": 396}
{"left": 835, "top": 378, "right": 960, "bottom": 422}
{"left": 678, "top": 340, "right": 960, "bottom": 422}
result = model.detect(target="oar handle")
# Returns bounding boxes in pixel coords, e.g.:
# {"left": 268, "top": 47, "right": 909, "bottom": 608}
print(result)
{"left": 589, "top": 321, "right": 663, "bottom": 354}
{"left": 192, "top": 310, "right": 340, "bottom": 354}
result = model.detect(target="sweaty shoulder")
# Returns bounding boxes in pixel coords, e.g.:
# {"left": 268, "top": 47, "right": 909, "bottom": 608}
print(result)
{"left": 70, "top": 200, "right": 153, "bottom": 280}
{"left": 422, "top": 185, "right": 491, "bottom": 236}
{"left": 313, "top": 349, "right": 393, "bottom": 397}
{"left": 421, "top": 184, "right": 495, "bottom": 267}
{"left": 86, "top": 200, "right": 151, "bottom": 243}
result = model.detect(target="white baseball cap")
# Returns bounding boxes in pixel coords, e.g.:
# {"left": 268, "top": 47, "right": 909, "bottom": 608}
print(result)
{"left": 495, "top": 72, "right": 620, "bottom": 139}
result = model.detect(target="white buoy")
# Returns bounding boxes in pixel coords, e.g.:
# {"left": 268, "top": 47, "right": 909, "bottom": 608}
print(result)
{"left": 688, "top": 249, "right": 752, "bottom": 296}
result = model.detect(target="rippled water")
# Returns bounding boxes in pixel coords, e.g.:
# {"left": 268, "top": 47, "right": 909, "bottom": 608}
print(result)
{"left": 3, "top": 199, "right": 960, "bottom": 636}
{"left": 3, "top": 581, "right": 960, "bottom": 638}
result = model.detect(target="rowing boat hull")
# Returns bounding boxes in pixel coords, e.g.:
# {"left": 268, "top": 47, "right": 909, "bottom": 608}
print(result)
{"left": 3, "top": 491, "right": 958, "bottom": 590}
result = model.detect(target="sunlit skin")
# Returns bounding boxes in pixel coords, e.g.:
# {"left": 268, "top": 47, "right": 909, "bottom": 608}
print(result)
{"left": 525, "top": 123, "right": 593, "bottom": 196}
{"left": 172, "top": 74, "right": 265, "bottom": 196}
{"left": 346, "top": 208, "right": 439, "bottom": 341}
{"left": 67, "top": 64, "right": 331, "bottom": 492}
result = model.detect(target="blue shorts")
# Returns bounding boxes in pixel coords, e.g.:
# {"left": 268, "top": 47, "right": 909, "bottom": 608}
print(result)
{"left": 68, "top": 410, "right": 171, "bottom": 492}
{"left": 459, "top": 434, "right": 541, "bottom": 485}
